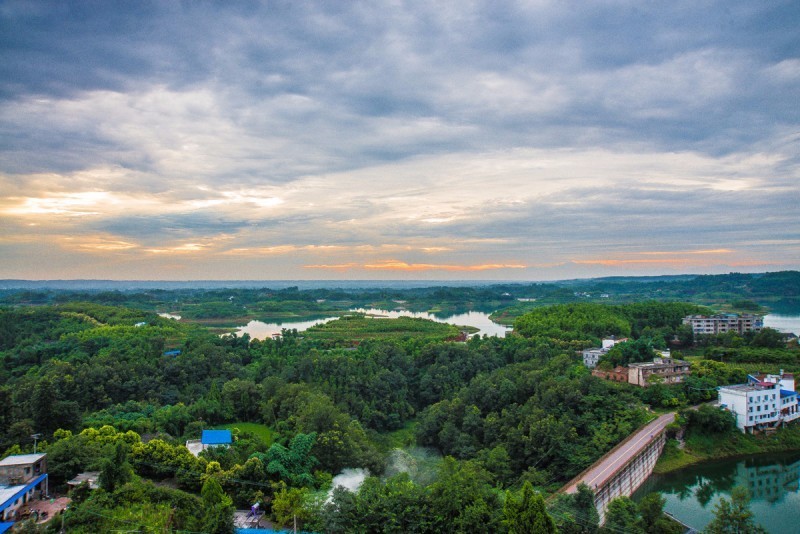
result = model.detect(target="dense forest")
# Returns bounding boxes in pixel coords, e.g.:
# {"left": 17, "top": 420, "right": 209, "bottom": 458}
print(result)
{"left": 1, "top": 276, "right": 797, "bottom": 532}
{"left": 3, "top": 270, "right": 799, "bottom": 324}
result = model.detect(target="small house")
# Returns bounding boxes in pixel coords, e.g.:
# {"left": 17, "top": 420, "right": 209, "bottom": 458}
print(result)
{"left": 202, "top": 430, "right": 232, "bottom": 449}
{"left": 186, "top": 429, "right": 233, "bottom": 457}
{"left": 0, "top": 454, "right": 49, "bottom": 526}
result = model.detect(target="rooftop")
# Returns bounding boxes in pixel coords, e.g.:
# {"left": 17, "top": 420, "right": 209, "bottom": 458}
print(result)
{"left": 67, "top": 471, "right": 100, "bottom": 489}
{"left": 628, "top": 358, "right": 688, "bottom": 369}
{"left": 201, "top": 430, "right": 232, "bottom": 445}
{"left": 720, "top": 382, "right": 779, "bottom": 393}
{"left": 0, "top": 454, "right": 45, "bottom": 467}
{"left": 0, "top": 485, "right": 24, "bottom": 504}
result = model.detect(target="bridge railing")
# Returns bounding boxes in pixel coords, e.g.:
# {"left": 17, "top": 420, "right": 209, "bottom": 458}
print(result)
{"left": 554, "top": 414, "right": 659, "bottom": 496}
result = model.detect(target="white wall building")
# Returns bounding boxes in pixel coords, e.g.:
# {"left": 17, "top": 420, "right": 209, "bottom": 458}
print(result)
{"left": 582, "top": 337, "right": 629, "bottom": 368}
{"left": 719, "top": 376, "right": 800, "bottom": 433}
{"left": 682, "top": 314, "right": 763, "bottom": 336}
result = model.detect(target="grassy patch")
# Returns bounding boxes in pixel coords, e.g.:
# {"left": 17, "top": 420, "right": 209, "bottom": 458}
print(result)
{"left": 304, "top": 315, "right": 460, "bottom": 342}
{"left": 372, "top": 421, "right": 418, "bottom": 452}
{"left": 655, "top": 425, "right": 800, "bottom": 474}
{"left": 214, "top": 422, "right": 273, "bottom": 445}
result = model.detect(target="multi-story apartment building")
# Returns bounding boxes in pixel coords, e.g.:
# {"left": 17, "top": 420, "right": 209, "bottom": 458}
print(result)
{"left": 719, "top": 374, "right": 800, "bottom": 433}
{"left": 682, "top": 313, "right": 763, "bottom": 336}
{"left": 628, "top": 357, "right": 691, "bottom": 387}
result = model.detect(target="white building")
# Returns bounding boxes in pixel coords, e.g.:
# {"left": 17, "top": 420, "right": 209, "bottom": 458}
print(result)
{"left": 758, "top": 371, "right": 795, "bottom": 392}
{"left": 582, "top": 348, "right": 606, "bottom": 368}
{"left": 719, "top": 375, "right": 800, "bottom": 433}
{"left": 682, "top": 314, "right": 763, "bottom": 336}
{"left": 582, "top": 337, "right": 629, "bottom": 368}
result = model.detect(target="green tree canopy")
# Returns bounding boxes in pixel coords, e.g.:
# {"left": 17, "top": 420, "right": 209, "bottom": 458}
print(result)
{"left": 705, "top": 486, "right": 767, "bottom": 534}
{"left": 503, "top": 481, "right": 557, "bottom": 534}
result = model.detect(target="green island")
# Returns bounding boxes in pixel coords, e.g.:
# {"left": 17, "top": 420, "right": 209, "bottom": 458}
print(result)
{"left": 0, "top": 271, "right": 798, "bottom": 533}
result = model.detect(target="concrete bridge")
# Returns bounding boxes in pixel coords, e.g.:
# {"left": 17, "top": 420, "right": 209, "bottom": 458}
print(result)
{"left": 560, "top": 412, "right": 675, "bottom": 522}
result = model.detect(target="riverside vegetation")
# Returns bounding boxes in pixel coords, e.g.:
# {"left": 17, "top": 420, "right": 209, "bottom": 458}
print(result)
{"left": 2, "top": 274, "right": 798, "bottom": 532}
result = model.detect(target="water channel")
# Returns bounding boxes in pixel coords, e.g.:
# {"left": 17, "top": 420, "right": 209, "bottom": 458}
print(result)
{"left": 231, "top": 308, "right": 510, "bottom": 340}
{"left": 634, "top": 451, "right": 800, "bottom": 533}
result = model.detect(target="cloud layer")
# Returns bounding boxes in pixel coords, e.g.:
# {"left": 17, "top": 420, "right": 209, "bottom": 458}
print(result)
{"left": 1, "top": 1, "right": 798, "bottom": 280}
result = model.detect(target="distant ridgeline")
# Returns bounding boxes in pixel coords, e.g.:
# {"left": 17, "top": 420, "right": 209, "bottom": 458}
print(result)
{"left": 1, "top": 271, "right": 798, "bottom": 317}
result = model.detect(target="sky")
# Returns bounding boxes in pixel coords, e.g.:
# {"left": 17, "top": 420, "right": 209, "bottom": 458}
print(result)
{"left": 1, "top": 1, "right": 799, "bottom": 281}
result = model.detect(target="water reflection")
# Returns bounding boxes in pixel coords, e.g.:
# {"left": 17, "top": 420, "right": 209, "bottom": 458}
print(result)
{"left": 635, "top": 453, "right": 800, "bottom": 532}
{"left": 234, "top": 316, "right": 339, "bottom": 340}
{"left": 350, "top": 308, "right": 510, "bottom": 338}
{"left": 232, "top": 309, "right": 510, "bottom": 340}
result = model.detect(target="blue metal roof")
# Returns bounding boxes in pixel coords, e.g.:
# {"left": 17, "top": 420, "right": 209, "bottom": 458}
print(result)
{"left": 780, "top": 389, "right": 797, "bottom": 398}
{"left": 0, "top": 474, "right": 48, "bottom": 514}
{"left": 201, "top": 430, "right": 232, "bottom": 445}
{"left": 0, "top": 522, "right": 14, "bottom": 534}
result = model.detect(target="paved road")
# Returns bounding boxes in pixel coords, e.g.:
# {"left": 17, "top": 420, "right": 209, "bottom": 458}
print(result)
{"left": 564, "top": 412, "right": 675, "bottom": 494}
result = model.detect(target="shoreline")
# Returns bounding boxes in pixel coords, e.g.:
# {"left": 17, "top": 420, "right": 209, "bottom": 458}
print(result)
{"left": 653, "top": 425, "right": 800, "bottom": 475}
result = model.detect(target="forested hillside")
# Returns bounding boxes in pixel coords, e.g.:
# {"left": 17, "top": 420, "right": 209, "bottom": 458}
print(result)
{"left": 1, "top": 296, "right": 796, "bottom": 532}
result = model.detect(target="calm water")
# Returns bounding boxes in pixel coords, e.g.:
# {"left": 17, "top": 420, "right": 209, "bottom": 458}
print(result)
{"left": 233, "top": 316, "right": 339, "bottom": 339}
{"left": 634, "top": 452, "right": 800, "bottom": 533}
{"left": 234, "top": 309, "right": 510, "bottom": 340}
{"left": 763, "top": 313, "right": 800, "bottom": 335}
{"left": 350, "top": 308, "right": 511, "bottom": 338}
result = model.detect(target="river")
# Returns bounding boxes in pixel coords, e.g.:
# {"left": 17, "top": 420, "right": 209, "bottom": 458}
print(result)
{"left": 233, "top": 309, "right": 510, "bottom": 340}
{"left": 634, "top": 452, "right": 800, "bottom": 533}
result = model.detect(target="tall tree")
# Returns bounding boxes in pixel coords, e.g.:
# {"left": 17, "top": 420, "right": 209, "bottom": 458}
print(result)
{"left": 32, "top": 377, "right": 58, "bottom": 436}
{"left": 271, "top": 485, "right": 311, "bottom": 529}
{"left": 553, "top": 483, "right": 599, "bottom": 534}
{"left": 99, "top": 441, "right": 133, "bottom": 493}
{"left": 603, "top": 496, "right": 644, "bottom": 534}
{"left": 705, "top": 486, "right": 767, "bottom": 534}
{"left": 201, "top": 477, "right": 235, "bottom": 534}
{"left": 503, "top": 482, "right": 557, "bottom": 534}
{"left": 259, "top": 432, "right": 318, "bottom": 487}
{"left": 638, "top": 493, "right": 677, "bottom": 534}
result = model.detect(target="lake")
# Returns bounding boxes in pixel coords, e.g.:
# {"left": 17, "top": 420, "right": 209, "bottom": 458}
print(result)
{"left": 763, "top": 313, "right": 800, "bottom": 335}
{"left": 225, "top": 310, "right": 799, "bottom": 342}
{"left": 233, "top": 316, "right": 340, "bottom": 340}
{"left": 634, "top": 452, "right": 800, "bottom": 532}
{"left": 350, "top": 308, "right": 511, "bottom": 338}
{"left": 233, "top": 309, "right": 510, "bottom": 340}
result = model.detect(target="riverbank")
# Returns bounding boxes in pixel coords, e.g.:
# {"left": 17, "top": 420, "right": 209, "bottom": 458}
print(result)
{"left": 654, "top": 424, "right": 800, "bottom": 474}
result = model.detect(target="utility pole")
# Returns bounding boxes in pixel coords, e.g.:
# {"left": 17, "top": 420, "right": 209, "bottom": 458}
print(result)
{"left": 31, "top": 433, "right": 42, "bottom": 454}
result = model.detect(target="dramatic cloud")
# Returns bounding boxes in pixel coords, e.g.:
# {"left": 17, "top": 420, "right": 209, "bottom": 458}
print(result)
{"left": 0, "top": 1, "right": 798, "bottom": 280}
